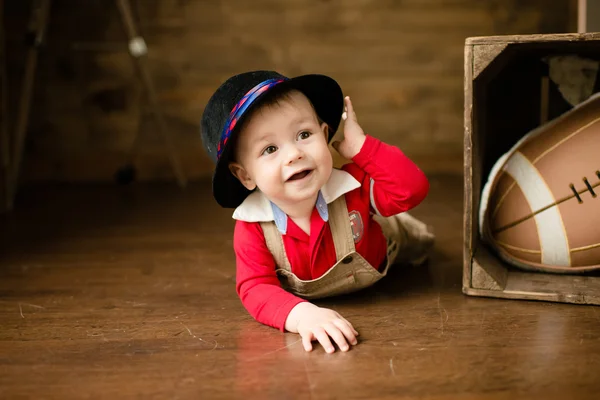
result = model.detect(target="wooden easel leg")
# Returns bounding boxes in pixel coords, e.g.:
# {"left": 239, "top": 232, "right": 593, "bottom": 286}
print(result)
{"left": 1, "top": 0, "right": 11, "bottom": 212}
{"left": 7, "top": 0, "right": 52, "bottom": 210}
{"left": 1, "top": 0, "right": 9, "bottom": 169}
{"left": 115, "top": 0, "right": 187, "bottom": 188}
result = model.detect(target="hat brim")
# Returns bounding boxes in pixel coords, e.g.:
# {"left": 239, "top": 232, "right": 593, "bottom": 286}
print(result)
{"left": 212, "top": 74, "right": 343, "bottom": 209}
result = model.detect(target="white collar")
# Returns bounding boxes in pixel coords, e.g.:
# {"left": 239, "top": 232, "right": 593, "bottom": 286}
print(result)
{"left": 232, "top": 168, "right": 360, "bottom": 230}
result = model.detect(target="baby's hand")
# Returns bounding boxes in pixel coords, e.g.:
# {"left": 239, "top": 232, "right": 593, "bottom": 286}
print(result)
{"left": 285, "top": 302, "right": 359, "bottom": 353}
{"left": 331, "top": 96, "right": 367, "bottom": 160}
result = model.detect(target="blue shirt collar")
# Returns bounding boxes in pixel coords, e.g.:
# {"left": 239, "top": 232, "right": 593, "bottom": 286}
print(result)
{"left": 269, "top": 191, "right": 328, "bottom": 234}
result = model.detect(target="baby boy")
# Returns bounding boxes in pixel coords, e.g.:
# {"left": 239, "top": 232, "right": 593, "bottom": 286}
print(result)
{"left": 201, "top": 71, "right": 434, "bottom": 353}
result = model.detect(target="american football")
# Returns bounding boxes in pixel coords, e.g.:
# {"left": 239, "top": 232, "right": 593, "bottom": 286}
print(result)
{"left": 479, "top": 92, "right": 600, "bottom": 273}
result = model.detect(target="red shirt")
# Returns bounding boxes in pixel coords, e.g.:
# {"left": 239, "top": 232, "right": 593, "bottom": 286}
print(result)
{"left": 232, "top": 136, "right": 429, "bottom": 331}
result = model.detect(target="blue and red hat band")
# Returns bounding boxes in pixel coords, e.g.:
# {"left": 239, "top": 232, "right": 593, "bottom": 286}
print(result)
{"left": 217, "top": 78, "right": 287, "bottom": 160}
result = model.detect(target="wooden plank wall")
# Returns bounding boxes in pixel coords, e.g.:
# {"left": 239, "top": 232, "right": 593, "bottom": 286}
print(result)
{"left": 3, "top": 0, "right": 577, "bottom": 183}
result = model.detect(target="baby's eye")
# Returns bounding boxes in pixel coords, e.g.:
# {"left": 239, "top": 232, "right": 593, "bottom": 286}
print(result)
{"left": 262, "top": 145, "right": 277, "bottom": 155}
{"left": 298, "top": 131, "right": 312, "bottom": 140}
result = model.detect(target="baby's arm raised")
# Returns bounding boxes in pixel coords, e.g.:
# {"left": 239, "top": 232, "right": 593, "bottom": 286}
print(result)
{"left": 353, "top": 135, "right": 429, "bottom": 217}
{"left": 332, "top": 97, "right": 429, "bottom": 217}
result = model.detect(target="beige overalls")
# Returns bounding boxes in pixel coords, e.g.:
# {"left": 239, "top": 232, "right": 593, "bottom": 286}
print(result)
{"left": 260, "top": 195, "right": 434, "bottom": 300}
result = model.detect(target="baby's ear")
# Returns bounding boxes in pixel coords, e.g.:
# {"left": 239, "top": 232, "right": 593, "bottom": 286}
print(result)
{"left": 321, "top": 122, "right": 329, "bottom": 138}
{"left": 229, "top": 162, "right": 256, "bottom": 191}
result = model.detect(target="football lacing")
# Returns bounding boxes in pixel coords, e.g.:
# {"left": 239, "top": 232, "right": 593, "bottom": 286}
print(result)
{"left": 569, "top": 171, "right": 600, "bottom": 203}
{"left": 583, "top": 177, "right": 597, "bottom": 198}
{"left": 569, "top": 184, "right": 583, "bottom": 203}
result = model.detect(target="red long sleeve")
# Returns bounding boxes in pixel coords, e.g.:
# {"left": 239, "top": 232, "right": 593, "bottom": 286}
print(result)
{"left": 234, "top": 222, "right": 307, "bottom": 331}
{"left": 351, "top": 135, "right": 429, "bottom": 217}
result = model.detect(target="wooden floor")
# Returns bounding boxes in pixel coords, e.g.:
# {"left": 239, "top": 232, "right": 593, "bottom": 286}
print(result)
{"left": 1, "top": 174, "right": 599, "bottom": 399}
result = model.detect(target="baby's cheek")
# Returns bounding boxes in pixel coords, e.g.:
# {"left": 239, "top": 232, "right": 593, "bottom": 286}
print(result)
{"left": 260, "top": 166, "right": 282, "bottom": 188}
{"left": 321, "top": 149, "right": 334, "bottom": 171}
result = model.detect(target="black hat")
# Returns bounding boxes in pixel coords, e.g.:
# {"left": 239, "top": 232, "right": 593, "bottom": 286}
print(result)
{"left": 200, "top": 70, "right": 344, "bottom": 208}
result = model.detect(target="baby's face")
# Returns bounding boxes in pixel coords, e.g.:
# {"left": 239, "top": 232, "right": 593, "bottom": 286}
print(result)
{"left": 230, "top": 90, "right": 333, "bottom": 209}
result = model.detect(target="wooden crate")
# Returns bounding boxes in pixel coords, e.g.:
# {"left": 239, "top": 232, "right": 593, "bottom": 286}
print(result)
{"left": 463, "top": 32, "right": 600, "bottom": 305}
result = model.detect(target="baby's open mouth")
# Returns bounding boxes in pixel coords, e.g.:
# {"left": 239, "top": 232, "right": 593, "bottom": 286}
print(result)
{"left": 287, "top": 169, "right": 313, "bottom": 181}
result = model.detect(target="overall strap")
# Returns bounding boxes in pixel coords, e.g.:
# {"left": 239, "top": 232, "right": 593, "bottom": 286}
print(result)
{"left": 260, "top": 194, "right": 354, "bottom": 272}
{"left": 260, "top": 221, "right": 292, "bottom": 272}
{"left": 328, "top": 195, "right": 356, "bottom": 260}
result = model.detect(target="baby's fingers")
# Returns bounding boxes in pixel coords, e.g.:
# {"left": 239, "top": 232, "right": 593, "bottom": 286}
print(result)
{"left": 301, "top": 331, "right": 314, "bottom": 352}
{"left": 313, "top": 327, "right": 335, "bottom": 354}
{"left": 324, "top": 323, "right": 351, "bottom": 352}
{"left": 339, "top": 315, "right": 359, "bottom": 336}
{"left": 333, "top": 319, "right": 358, "bottom": 346}
{"left": 344, "top": 96, "right": 357, "bottom": 122}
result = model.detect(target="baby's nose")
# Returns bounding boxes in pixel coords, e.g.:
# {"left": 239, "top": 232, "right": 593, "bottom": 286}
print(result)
{"left": 285, "top": 145, "right": 304, "bottom": 164}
